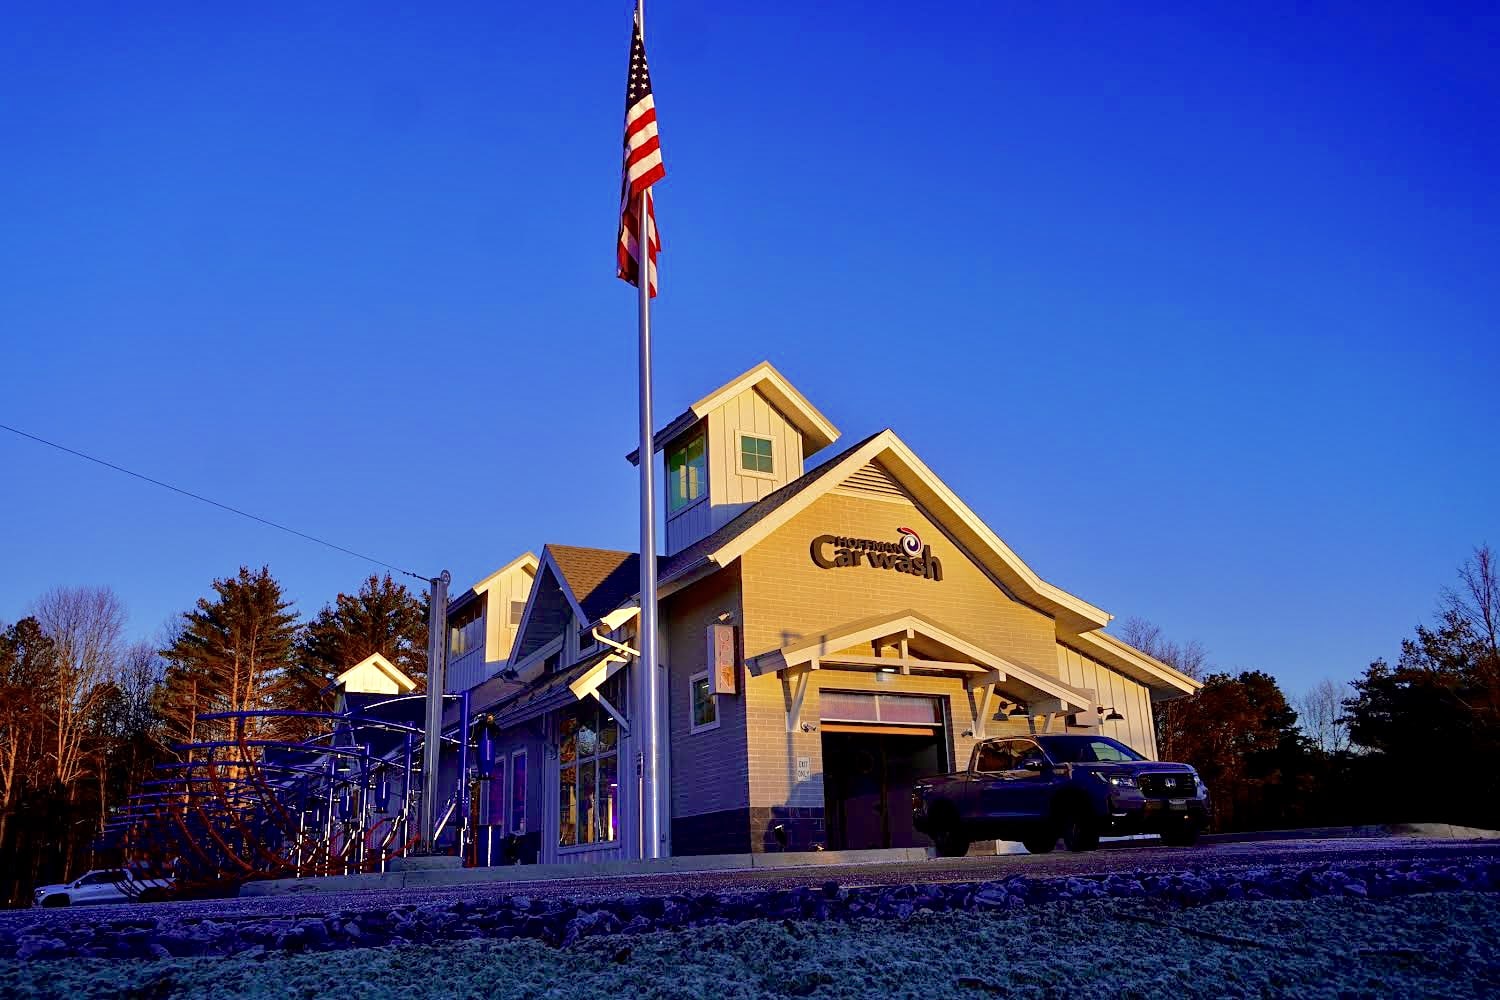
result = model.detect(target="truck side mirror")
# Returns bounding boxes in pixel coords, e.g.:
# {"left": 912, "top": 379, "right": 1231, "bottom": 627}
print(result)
{"left": 1018, "top": 757, "right": 1047, "bottom": 772}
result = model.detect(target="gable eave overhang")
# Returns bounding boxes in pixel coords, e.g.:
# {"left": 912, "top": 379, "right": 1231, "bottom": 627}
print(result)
{"left": 696, "top": 429, "right": 1111, "bottom": 632}
{"left": 471, "top": 552, "right": 540, "bottom": 596}
{"left": 536, "top": 546, "right": 592, "bottom": 631}
{"left": 506, "top": 552, "right": 586, "bottom": 668}
{"left": 336, "top": 652, "right": 415, "bottom": 693}
{"left": 1068, "top": 629, "right": 1202, "bottom": 697}
{"left": 626, "top": 361, "right": 841, "bottom": 465}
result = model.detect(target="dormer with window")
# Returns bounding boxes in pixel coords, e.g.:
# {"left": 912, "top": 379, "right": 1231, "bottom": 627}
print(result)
{"left": 630, "top": 362, "right": 841, "bottom": 555}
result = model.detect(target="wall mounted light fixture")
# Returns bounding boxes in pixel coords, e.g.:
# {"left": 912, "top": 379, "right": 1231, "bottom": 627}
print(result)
{"left": 1099, "top": 706, "right": 1124, "bottom": 721}
{"left": 1008, "top": 702, "right": 1029, "bottom": 717}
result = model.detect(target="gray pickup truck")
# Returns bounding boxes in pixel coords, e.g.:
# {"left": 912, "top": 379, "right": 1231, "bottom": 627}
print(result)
{"left": 912, "top": 734, "right": 1210, "bottom": 856}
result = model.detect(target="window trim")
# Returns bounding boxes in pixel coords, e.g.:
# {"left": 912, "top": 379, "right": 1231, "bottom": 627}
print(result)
{"left": 509, "top": 749, "right": 527, "bottom": 836}
{"left": 556, "top": 682, "right": 621, "bottom": 849}
{"left": 666, "top": 432, "right": 709, "bottom": 514}
{"left": 689, "top": 670, "right": 720, "bottom": 734}
{"left": 738, "top": 432, "right": 776, "bottom": 480}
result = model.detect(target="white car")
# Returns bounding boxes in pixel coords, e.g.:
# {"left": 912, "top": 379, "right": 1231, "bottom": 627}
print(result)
{"left": 32, "top": 869, "right": 171, "bottom": 907}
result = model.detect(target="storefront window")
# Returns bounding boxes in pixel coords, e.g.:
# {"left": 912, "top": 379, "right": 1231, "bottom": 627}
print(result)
{"left": 510, "top": 751, "right": 527, "bottom": 835}
{"left": 558, "top": 674, "right": 624, "bottom": 847}
{"left": 485, "top": 758, "right": 506, "bottom": 827}
{"left": 690, "top": 672, "right": 717, "bottom": 731}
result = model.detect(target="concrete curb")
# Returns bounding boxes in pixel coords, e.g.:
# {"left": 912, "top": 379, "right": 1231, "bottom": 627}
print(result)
{"left": 1200, "top": 823, "right": 1500, "bottom": 845}
{"left": 237, "top": 824, "right": 1500, "bottom": 898}
{"left": 239, "top": 847, "right": 934, "bottom": 898}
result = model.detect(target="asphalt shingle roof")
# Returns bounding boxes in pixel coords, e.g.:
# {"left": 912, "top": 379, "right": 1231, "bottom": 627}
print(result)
{"left": 547, "top": 544, "right": 641, "bottom": 623}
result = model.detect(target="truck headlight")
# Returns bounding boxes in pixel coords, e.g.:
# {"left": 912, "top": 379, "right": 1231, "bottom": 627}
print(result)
{"left": 1092, "top": 773, "right": 1136, "bottom": 788}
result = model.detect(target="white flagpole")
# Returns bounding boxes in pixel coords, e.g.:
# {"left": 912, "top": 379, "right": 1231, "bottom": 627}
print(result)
{"left": 635, "top": 0, "right": 663, "bottom": 865}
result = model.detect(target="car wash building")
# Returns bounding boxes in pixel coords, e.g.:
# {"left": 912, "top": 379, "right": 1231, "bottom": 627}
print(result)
{"left": 458, "top": 361, "right": 1201, "bottom": 864}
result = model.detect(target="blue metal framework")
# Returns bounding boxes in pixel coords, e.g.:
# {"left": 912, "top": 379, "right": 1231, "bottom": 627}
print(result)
{"left": 98, "top": 692, "right": 473, "bottom": 896}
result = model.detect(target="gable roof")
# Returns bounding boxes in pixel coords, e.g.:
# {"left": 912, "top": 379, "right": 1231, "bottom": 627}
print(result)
{"left": 1067, "top": 629, "right": 1202, "bottom": 696}
{"left": 627, "top": 361, "right": 841, "bottom": 464}
{"left": 472, "top": 551, "right": 539, "bottom": 594}
{"left": 335, "top": 652, "right": 417, "bottom": 694}
{"left": 548, "top": 545, "right": 641, "bottom": 623}
{"left": 661, "top": 428, "right": 1112, "bottom": 634}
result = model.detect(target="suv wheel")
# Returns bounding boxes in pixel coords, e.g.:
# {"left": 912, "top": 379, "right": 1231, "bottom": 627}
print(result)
{"left": 41, "top": 894, "right": 69, "bottom": 908}
{"left": 1059, "top": 809, "right": 1100, "bottom": 853}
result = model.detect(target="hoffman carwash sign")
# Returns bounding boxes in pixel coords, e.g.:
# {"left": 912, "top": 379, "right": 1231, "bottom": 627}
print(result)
{"left": 810, "top": 527, "right": 944, "bottom": 581}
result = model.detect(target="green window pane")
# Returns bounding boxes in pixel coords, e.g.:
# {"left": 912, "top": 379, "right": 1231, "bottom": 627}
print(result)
{"left": 741, "top": 436, "right": 773, "bottom": 473}
{"left": 668, "top": 434, "right": 707, "bottom": 510}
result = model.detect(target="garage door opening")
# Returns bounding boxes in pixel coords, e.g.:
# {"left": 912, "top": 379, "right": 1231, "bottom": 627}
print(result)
{"left": 820, "top": 692, "right": 947, "bottom": 851}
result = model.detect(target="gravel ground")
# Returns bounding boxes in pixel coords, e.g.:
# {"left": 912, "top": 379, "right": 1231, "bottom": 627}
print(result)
{"left": 9, "top": 836, "right": 1495, "bottom": 927}
{"left": 3, "top": 891, "right": 1496, "bottom": 999}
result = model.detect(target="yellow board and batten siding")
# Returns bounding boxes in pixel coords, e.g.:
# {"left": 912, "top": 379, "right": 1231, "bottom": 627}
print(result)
{"left": 1055, "top": 644, "right": 1159, "bottom": 759}
{"left": 665, "top": 387, "right": 807, "bottom": 555}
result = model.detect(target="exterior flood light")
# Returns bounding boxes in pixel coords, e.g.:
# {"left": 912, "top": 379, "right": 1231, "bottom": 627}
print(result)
{"left": 1008, "top": 702, "right": 1029, "bottom": 717}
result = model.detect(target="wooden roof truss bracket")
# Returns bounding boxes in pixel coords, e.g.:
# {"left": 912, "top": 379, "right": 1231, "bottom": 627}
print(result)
{"left": 784, "top": 661, "right": 818, "bottom": 733}
{"left": 569, "top": 618, "right": 643, "bottom": 738}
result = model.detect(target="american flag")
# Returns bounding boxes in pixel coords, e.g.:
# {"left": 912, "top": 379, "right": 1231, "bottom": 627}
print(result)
{"left": 617, "top": 2, "right": 664, "bottom": 297}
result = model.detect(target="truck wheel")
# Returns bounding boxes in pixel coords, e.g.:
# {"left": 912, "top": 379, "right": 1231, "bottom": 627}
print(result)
{"left": 933, "top": 827, "right": 972, "bottom": 858}
{"left": 1060, "top": 809, "right": 1100, "bottom": 853}
{"left": 1021, "top": 832, "right": 1056, "bottom": 855}
{"left": 925, "top": 805, "right": 971, "bottom": 858}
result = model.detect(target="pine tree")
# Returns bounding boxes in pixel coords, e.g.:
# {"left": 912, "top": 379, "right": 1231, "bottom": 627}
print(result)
{"left": 297, "top": 573, "right": 428, "bottom": 689}
{"left": 159, "top": 566, "right": 299, "bottom": 748}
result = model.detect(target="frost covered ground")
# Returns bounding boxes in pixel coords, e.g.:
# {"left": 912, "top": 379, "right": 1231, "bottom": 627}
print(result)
{"left": 3, "top": 891, "right": 1496, "bottom": 999}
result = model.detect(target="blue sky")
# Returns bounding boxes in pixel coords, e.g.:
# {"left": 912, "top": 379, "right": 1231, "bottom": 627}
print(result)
{"left": 2, "top": 2, "right": 1496, "bottom": 698}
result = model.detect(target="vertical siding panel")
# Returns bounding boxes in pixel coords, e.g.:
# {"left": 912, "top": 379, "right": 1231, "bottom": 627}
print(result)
{"left": 708, "top": 411, "right": 728, "bottom": 511}
{"left": 1108, "top": 669, "right": 1127, "bottom": 743}
{"left": 753, "top": 393, "right": 772, "bottom": 437}
{"left": 1141, "top": 685, "right": 1159, "bottom": 759}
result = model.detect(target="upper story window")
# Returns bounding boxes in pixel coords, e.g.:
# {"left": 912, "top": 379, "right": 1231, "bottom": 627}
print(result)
{"left": 449, "top": 603, "right": 485, "bottom": 658}
{"left": 739, "top": 434, "right": 774, "bottom": 476}
{"left": 667, "top": 433, "right": 707, "bottom": 512}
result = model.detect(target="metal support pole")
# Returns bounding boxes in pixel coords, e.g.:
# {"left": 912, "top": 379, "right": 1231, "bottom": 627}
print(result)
{"left": 420, "top": 570, "right": 451, "bottom": 853}
{"left": 457, "top": 689, "right": 471, "bottom": 862}
{"left": 636, "top": 183, "right": 663, "bottom": 861}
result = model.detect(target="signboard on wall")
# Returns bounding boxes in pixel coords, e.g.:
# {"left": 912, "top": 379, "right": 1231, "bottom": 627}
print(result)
{"left": 707, "top": 623, "right": 737, "bottom": 695}
{"left": 809, "top": 526, "right": 943, "bottom": 581}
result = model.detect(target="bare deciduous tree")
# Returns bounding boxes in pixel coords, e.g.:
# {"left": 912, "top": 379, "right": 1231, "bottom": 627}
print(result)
{"left": 1446, "top": 543, "right": 1499, "bottom": 660}
{"left": 1297, "top": 678, "right": 1351, "bottom": 755}
{"left": 31, "top": 586, "right": 125, "bottom": 789}
{"left": 1118, "top": 617, "right": 1208, "bottom": 680}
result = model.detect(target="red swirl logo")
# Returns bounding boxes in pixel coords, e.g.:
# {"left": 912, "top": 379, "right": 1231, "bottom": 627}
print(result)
{"left": 897, "top": 527, "right": 922, "bottom": 555}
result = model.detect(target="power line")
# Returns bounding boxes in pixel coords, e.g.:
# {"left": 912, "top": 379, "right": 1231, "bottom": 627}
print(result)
{"left": 0, "top": 421, "right": 430, "bottom": 582}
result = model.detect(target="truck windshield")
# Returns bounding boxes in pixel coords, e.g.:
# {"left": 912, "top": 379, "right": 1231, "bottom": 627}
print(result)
{"left": 1035, "top": 736, "right": 1145, "bottom": 763}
